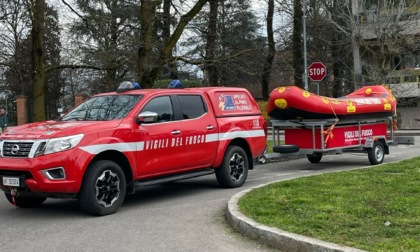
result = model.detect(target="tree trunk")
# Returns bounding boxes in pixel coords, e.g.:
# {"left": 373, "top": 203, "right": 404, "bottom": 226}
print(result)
{"left": 331, "top": 2, "right": 343, "bottom": 98}
{"left": 137, "top": 0, "right": 159, "bottom": 88}
{"left": 139, "top": 0, "right": 209, "bottom": 86}
{"left": 31, "top": 0, "right": 46, "bottom": 122}
{"left": 292, "top": 0, "right": 304, "bottom": 89}
{"left": 163, "top": 0, "right": 178, "bottom": 79}
{"left": 260, "top": 0, "right": 275, "bottom": 100}
{"left": 205, "top": 0, "right": 219, "bottom": 86}
{"left": 106, "top": 0, "right": 119, "bottom": 91}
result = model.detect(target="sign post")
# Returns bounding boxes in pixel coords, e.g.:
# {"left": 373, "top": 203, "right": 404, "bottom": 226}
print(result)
{"left": 308, "top": 62, "right": 327, "bottom": 94}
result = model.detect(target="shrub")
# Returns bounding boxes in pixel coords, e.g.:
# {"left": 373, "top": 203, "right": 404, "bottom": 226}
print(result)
{"left": 256, "top": 100, "right": 269, "bottom": 120}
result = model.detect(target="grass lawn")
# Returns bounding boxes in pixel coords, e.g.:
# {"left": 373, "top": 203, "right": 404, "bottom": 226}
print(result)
{"left": 239, "top": 157, "right": 420, "bottom": 251}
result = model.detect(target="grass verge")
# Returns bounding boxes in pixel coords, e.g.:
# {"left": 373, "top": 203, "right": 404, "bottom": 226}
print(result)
{"left": 239, "top": 157, "right": 420, "bottom": 251}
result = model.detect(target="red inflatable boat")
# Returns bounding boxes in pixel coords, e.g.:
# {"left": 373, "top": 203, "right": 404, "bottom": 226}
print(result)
{"left": 267, "top": 85, "right": 397, "bottom": 120}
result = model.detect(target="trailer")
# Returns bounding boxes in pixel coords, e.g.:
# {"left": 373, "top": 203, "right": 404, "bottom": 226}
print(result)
{"left": 264, "top": 117, "right": 400, "bottom": 165}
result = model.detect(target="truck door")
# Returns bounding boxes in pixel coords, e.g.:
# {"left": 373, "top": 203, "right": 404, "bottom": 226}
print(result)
{"left": 135, "top": 95, "right": 186, "bottom": 177}
{"left": 176, "top": 95, "right": 218, "bottom": 169}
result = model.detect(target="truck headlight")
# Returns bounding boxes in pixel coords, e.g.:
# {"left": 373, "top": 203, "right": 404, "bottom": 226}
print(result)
{"left": 44, "top": 134, "right": 84, "bottom": 155}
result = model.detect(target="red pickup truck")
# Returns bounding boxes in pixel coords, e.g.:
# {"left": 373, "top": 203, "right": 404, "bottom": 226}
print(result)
{"left": 0, "top": 82, "right": 267, "bottom": 215}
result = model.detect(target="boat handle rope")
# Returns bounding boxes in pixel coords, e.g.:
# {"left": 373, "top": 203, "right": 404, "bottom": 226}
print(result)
{"left": 323, "top": 101, "right": 339, "bottom": 145}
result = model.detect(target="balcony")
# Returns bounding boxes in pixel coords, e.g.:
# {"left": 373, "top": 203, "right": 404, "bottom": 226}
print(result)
{"left": 387, "top": 69, "right": 420, "bottom": 98}
{"left": 357, "top": 4, "right": 420, "bottom": 39}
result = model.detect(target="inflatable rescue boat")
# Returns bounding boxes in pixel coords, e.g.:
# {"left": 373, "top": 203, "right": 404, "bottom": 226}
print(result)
{"left": 267, "top": 85, "right": 396, "bottom": 120}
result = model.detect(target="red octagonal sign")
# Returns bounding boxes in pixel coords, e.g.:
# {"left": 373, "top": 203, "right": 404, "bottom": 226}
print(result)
{"left": 308, "top": 62, "right": 327, "bottom": 82}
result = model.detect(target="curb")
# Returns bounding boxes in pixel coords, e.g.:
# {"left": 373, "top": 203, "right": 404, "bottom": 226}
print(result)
{"left": 227, "top": 184, "right": 366, "bottom": 252}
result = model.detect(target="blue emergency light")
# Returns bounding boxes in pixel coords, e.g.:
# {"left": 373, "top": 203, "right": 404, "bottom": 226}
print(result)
{"left": 117, "top": 81, "right": 141, "bottom": 93}
{"left": 168, "top": 79, "right": 183, "bottom": 88}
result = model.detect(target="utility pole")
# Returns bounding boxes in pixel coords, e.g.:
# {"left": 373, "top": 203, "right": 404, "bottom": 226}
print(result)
{"left": 302, "top": 0, "right": 308, "bottom": 91}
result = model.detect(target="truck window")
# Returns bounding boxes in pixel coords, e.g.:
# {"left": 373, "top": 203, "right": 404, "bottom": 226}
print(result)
{"left": 61, "top": 95, "right": 142, "bottom": 121}
{"left": 177, "top": 95, "right": 207, "bottom": 119}
{"left": 141, "top": 96, "right": 174, "bottom": 122}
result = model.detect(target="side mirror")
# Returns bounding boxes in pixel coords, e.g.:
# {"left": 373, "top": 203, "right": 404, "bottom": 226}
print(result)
{"left": 137, "top": 111, "right": 158, "bottom": 124}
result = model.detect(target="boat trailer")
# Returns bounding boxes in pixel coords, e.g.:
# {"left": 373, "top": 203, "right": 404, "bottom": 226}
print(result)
{"left": 263, "top": 117, "right": 414, "bottom": 165}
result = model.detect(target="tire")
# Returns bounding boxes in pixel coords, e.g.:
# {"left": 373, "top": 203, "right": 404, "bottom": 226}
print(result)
{"left": 307, "top": 153, "right": 322, "bottom": 163}
{"left": 368, "top": 141, "right": 384, "bottom": 165}
{"left": 4, "top": 192, "right": 46, "bottom": 208}
{"left": 78, "top": 160, "right": 126, "bottom": 216}
{"left": 216, "top": 146, "right": 249, "bottom": 188}
{"left": 272, "top": 144, "right": 299, "bottom": 154}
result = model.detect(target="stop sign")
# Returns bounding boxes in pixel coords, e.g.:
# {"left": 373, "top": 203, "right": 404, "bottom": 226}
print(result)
{"left": 308, "top": 62, "right": 327, "bottom": 81}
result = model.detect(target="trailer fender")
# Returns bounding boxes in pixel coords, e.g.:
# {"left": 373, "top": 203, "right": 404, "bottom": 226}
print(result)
{"left": 364, "top": 137, "right": 389, "bottom": 154}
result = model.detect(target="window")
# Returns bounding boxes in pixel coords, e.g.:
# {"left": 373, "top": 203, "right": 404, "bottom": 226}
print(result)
{"left": 141, "top": 96, "right": 174, "bottom": 122}
{"left": 61, "top": 95, "right": 142, "bottom": 121}
{"left": 177, "top": 95, "right": 207, "bottom": 119}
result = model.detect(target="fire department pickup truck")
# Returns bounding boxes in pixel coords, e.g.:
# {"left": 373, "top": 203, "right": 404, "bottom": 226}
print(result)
{"left": 0, "top": 82, "right": 267, "bottom": 215}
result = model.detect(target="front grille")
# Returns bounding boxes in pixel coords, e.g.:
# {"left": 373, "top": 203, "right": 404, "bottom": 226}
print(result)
{"left": 2, "top": 141, "right": 34, "bottom": 157}
{"left": 0, "top": 169, "right": 32, "bottom": 178}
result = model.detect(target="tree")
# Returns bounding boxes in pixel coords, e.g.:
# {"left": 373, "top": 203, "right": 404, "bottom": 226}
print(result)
{"left": 215, "top": 0, "right": 265, "bottom": 86}
{"left": 30, "top": 0, "right": 47, "bottom": 122}
{"left": 161, "top": 0, "right": 178, "bottom": 79}
{"left": 138, "top": 0, "right": 210, "bottom": 88}
{"left": 70, "top": 0, "right": 139, "bottom": 93}
{"left": 204, "top": 0, "right": 219, "bottom": 85}
{"left": 44, "top": 7, "right": 64, "bottom": 119}
{"left": 275, "top": 0, "right": 354, "bottom": 96}
{"left": 2, "top": 2, "right": 64, "bottom": 121}
{"left": 328, "top": 0, "right": 354, "bottom": 97}
{"left": 319, "top": 0, "right": 420, "bottom": 103}
{"left": 0, "top": 0, "right": 31, "bottom": 96}
{"left": 260, "top": 0, "right": 275, "bottom": 99}
{"left": 303, "top": 0, "right": 352, "bottom": 97}
{"left": 292, "top": 0, "right": 304, "bottom": 89}
{"left": 182, "top": 0, "right": 265, "bottom": 87}
{"left": 137, "top": 0, "right": 160, "bottom": 88}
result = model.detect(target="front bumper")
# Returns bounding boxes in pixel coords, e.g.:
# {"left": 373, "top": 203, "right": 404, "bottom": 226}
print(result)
{"left": 0, "top": 148, "right": 90, "bottom": 195}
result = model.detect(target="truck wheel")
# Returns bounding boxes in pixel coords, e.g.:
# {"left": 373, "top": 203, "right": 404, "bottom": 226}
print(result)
{"left": 4, "top": 192, "right": 46, "bottom": 208}
{"left": 307, "top": 153, "right": 322, "bottom": 163}
{"left": 368, "top": 141, "right": 384, "bottom": 165}
{"left": 78, "top": 160, "right": 126, "bottom": 216}
{"left": 216, "top": 146, "right": 248, "bottom": 188}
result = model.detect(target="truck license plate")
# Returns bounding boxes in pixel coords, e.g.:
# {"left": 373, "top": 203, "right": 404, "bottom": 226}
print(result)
{"left": 2, "top": 177, "right": 20, "bottom": 187}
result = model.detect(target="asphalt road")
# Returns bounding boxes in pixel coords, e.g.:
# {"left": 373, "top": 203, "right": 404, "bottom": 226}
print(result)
{"left": 1, "top": 137, "right": 419, "bottom": 252}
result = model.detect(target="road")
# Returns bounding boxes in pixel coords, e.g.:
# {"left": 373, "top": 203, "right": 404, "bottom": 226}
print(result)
{"left": 0, "top": 137, "right": 419, "bottom": 252}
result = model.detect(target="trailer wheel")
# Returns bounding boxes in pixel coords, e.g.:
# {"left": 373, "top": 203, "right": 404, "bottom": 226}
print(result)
{"left": 368, "top": 141, "right": 384, "bottom": 165}
{"left": 307, "top": 153, "right": 322, "bottom": 163}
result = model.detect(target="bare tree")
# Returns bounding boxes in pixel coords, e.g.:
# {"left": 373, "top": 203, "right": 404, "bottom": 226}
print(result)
{"left": 260, "top": 0, "right": 275, "bottom": 99}
{"left": 324, "top": 0, "right": 420, "bottom": 102}
{"left": 0, "top": 0, "right": 31, "bottom": 95}
{"left": 292, "top": 0, "right": 304, "bottom": 88}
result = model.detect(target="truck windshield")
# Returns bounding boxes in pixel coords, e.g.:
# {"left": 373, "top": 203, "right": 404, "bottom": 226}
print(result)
{"left": 61, "top": 94, "right": 143, "bottom": 121}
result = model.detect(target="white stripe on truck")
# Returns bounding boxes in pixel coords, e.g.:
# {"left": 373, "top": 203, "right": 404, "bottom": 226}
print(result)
{"left": 79, "top": 129, "right": 265, "bottom": 154}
